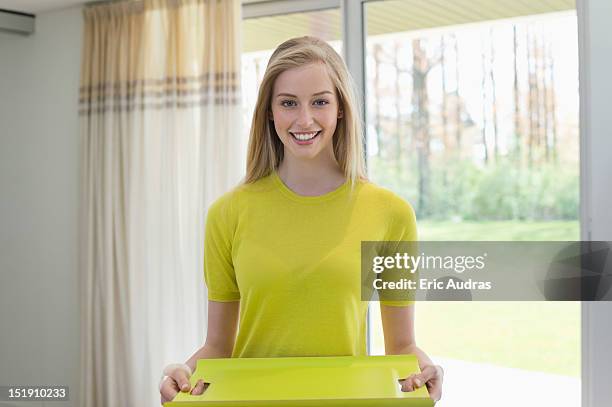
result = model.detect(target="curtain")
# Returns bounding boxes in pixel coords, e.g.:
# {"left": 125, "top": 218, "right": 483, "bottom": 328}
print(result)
{"left": 78, "top": 1, "right": 242, "bottom": 406}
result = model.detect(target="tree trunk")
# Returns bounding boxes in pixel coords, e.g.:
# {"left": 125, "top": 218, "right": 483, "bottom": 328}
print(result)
{"left": 513, "top": 25, "right": 521, "bottom": 162}
{"left": 548, "top": 39, "right": 558, "bottom": 163}
{"left": 526, "top": 27, "right": 535, "bottom": 167}
{"left": 489, "top": 28, "right": 499, "bottom": 161}
{"left": 481, "top": 40, "right": 489, "bottom": 165}
{"left": 373, "top": 43, "right": 383, "bottom": 158}
{"left": 440, "top": 36, "right": 450, "bottom": 189}
{"left": 535, "top": 30, "right": 546, "bottom": 161}
{"left": 411, "top": 39, "right": 431, "bottom": 217}
{"left": 543, "top": 38, "right": 551, "bottom": 162}
{"left": 441, "top": 36, "right": 449, "bottom": 151}
{"left": 394, "top": 41, "right": 403, "bottom": 173}
{"left": 453, "top": 34, "right": 462, "bottom": 151}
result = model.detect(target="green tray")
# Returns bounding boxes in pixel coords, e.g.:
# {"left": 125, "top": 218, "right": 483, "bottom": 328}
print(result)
{"left": 165, "top": 355, "right": 433, "bottom": 406}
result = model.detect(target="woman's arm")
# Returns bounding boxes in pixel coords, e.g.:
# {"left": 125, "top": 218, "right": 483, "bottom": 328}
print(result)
{"left": 380, "top": 304, "right": 443, "bottom": 401}
{"left": 380, "top": 304, "right": 430, "bottom": 362}
{"left": 160, "top": 300, "right": 239, "bottom": 402}
{"left": 184, "top": 300, "right": 239, "bottom": 371}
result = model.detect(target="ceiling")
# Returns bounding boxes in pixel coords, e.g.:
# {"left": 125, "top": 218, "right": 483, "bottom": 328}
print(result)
{"left": 0, "top": 0, "right": 91, "bottom": 13}
{"left": 0, "top": 0, "right": 575, "bottom": 18}
{"left": 243, "top": 0, "right": 575, "bottom": 52}
{"left": 1, "top": 0, "right": 576, "bottom": 48}
{"left": 0, "top": 0, "right": 267, "bottom": 14}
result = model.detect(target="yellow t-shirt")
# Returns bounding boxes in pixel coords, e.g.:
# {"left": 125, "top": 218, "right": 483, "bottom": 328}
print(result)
{"left": 204, "top": 172, "right": 417, "bottom": 358}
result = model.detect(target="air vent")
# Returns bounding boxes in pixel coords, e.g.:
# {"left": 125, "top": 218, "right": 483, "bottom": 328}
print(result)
{"left": 0, "top": 8, "right": 35, "bottom": 35}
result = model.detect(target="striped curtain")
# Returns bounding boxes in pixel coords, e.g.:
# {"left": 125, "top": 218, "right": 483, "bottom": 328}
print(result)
{"left": 78, "top": 1, "right": 242, "bottom": 406}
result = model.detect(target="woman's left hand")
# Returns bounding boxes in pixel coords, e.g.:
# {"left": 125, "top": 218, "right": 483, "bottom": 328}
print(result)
{"left": 399, "top": 364, "right": 444, "bottom": 403}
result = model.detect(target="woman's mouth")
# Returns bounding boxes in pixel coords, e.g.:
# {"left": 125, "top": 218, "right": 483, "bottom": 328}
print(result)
{"left": 289, "top": 130, "right": 321, "bottom": 145}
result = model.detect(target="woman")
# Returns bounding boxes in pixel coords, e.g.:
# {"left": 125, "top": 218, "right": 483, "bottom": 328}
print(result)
{"left": 160, "top": 36, "right": 443, "bottom": 404}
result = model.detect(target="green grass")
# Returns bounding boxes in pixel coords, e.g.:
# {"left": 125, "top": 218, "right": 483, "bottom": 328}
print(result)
{"left": 418, "top": 220, "right": 580, "bottom": 241}
{"left": 371, "top": 220, "right": 581, "bottom": 377}
{"left": 413, "top": 301, "right": 580, "bottom": 377}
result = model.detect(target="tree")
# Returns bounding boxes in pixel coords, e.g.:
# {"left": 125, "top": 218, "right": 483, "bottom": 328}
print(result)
{"left": 526, "top": 26, "right": 536, "bottom": 167}
{"left": 453, "top": 35, "right": 462, "bottom": 151}
{"left": 513, "top": 25, "right": 521, "bottom": 162}
{"left": 440, "top": 36, "right": 449, "bottom": 151}
{"left": 547, "top": 38, "right": 558, "bottom": 162}
{"left": 489, "top": 28, "right": 499, "bottom": 161}
{"left": 394, "top": 41, "right": 404, "bottom": 173}
{"left": 373, "top": 43, "right": 383, "bottom": 158}
{"left": 411, "top": 39, "right": 435, "bottom": 216}
{"left": 480, "top": 38, "right": 489, "bottom": 164}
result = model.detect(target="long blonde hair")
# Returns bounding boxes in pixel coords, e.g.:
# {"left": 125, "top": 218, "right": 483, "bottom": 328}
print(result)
{"left": 244, "top": 36, "right": 367, "bottom": 185}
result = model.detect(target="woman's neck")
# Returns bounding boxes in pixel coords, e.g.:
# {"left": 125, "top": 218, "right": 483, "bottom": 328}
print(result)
{"left": 277, "top": 157, "right": 346, "bottom": 197}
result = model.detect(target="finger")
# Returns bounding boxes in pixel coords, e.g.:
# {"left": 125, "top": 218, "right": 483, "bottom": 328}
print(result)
{"left": 160, "top": 378, "right": 179, "bottom": 402}
{"left": 430, "top": 386, "right": 442, "bottom": 402}
{"left": 190, "top": 379, "right": 207, "bottom": 395}
{"left": 172, "top": 370, "right": 191, "bottom": 392}
{"left": 418, "top": 365, "right": 438, "bottom": 384}
{"left": 190, "top": 380, "right": 202, "bottom": 395}
{"left": 399, "top": 376, "right": 415, "bottom": 392}
{"left": 411, "top": 365, "right": 437, "bottom": 389}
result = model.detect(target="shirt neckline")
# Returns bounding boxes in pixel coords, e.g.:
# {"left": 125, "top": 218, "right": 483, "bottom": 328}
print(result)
{"left": 271, "top": 170, "right": 352, "bottom": 203}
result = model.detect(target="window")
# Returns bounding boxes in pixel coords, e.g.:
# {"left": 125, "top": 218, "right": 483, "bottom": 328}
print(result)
{"left": 365, "top": 1, "right": 580, "bottom": 406}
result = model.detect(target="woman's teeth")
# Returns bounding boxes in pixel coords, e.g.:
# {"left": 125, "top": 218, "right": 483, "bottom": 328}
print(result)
{"left": 291, "top": 131, "right": 320, "bottom": 141}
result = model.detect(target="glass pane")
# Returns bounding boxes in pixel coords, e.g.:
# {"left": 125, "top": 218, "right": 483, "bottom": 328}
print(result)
{"left": 365, "top": 1, "right": 580, "bottom": 406}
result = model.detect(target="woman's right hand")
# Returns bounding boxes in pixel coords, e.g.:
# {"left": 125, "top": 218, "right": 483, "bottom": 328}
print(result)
{"left": 159, "top": 363, "right": 208, "bottom": 405}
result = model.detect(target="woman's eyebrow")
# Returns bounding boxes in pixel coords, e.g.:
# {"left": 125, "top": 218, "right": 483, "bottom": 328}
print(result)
{"left": 275, "top": 91, "right": 334, "bottom": 98}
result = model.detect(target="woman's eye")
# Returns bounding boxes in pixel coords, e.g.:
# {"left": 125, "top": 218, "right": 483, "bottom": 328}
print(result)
{"left": 281, "top": 100, "right": 297, "bottom": 107}
{"left": 313, "top": 99, "right": 329, "bottom": 106}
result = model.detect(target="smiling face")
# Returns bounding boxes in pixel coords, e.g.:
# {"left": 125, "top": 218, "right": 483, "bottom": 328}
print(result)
{"left": 270, "top": 62, "right": 343, "bottom": 164}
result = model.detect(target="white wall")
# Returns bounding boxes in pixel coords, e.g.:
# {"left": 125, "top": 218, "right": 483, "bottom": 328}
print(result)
{"left": 0, "top": 6, "right": 82, "bottom": 407}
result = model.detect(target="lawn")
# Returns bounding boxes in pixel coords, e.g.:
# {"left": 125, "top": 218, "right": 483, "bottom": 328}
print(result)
{"left": 370, "top": 220, "right": 581, "bottom": 377}
{"left": 417, "top": 220, "right": 580, "bottom": 241}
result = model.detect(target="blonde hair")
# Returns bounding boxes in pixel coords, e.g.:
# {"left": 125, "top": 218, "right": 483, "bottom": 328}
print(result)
{"left": 244, "top": 36, "right": 367, "bottom": 186}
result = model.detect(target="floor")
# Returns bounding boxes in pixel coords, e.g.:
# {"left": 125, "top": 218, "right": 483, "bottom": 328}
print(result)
{"left": 434, "top": 357, "right": 581, "bottom": 406}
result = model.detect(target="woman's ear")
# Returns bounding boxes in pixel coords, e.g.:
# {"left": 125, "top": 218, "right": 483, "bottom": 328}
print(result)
{"left": 268, "top": 110, "right": 274, "bottom": 121}
{"left": 338, "top": 108, "right": 343, "bottom": 119}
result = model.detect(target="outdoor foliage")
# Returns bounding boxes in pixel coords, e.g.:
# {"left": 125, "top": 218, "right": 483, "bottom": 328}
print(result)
{"left": 370, "top": 155, "right": 579, "bottom": 221}
{"left": 366, "top": 15, "right": 579, "bottom": 223}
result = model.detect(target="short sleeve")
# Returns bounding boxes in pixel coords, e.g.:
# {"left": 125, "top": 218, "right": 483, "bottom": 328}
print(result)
{"left": 203, "top": 194, "right": 240, "bottom": 302}
{"left": 386, "top": 197, "right": 418, "bottom": 243}
{"left": 380, "top": 196, "right": 418, "bottom": 307}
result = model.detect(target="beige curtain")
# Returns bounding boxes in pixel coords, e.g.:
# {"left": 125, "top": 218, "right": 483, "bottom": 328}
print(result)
{"left": 78, "top": 1, "right": 242, "bottom": 406}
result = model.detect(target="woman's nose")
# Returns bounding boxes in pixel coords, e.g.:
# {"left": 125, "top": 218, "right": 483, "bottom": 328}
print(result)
{"left": 295, "top": 106, "right": 314, "bottom": 128}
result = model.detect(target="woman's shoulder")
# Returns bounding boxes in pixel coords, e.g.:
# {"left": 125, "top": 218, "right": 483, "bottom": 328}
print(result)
{"left": 207, "top": 174, "right": 276, "bottom": 216}
{"left": 358, "top": 180, "right": 416, "bottom": 220}
{"left": 358, "top": 181, "right": 417, "bottom": 240}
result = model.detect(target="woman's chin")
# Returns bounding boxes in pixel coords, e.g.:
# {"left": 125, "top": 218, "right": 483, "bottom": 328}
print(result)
{"left": 287, "top": 151, "right": 319, "bottom": 161}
